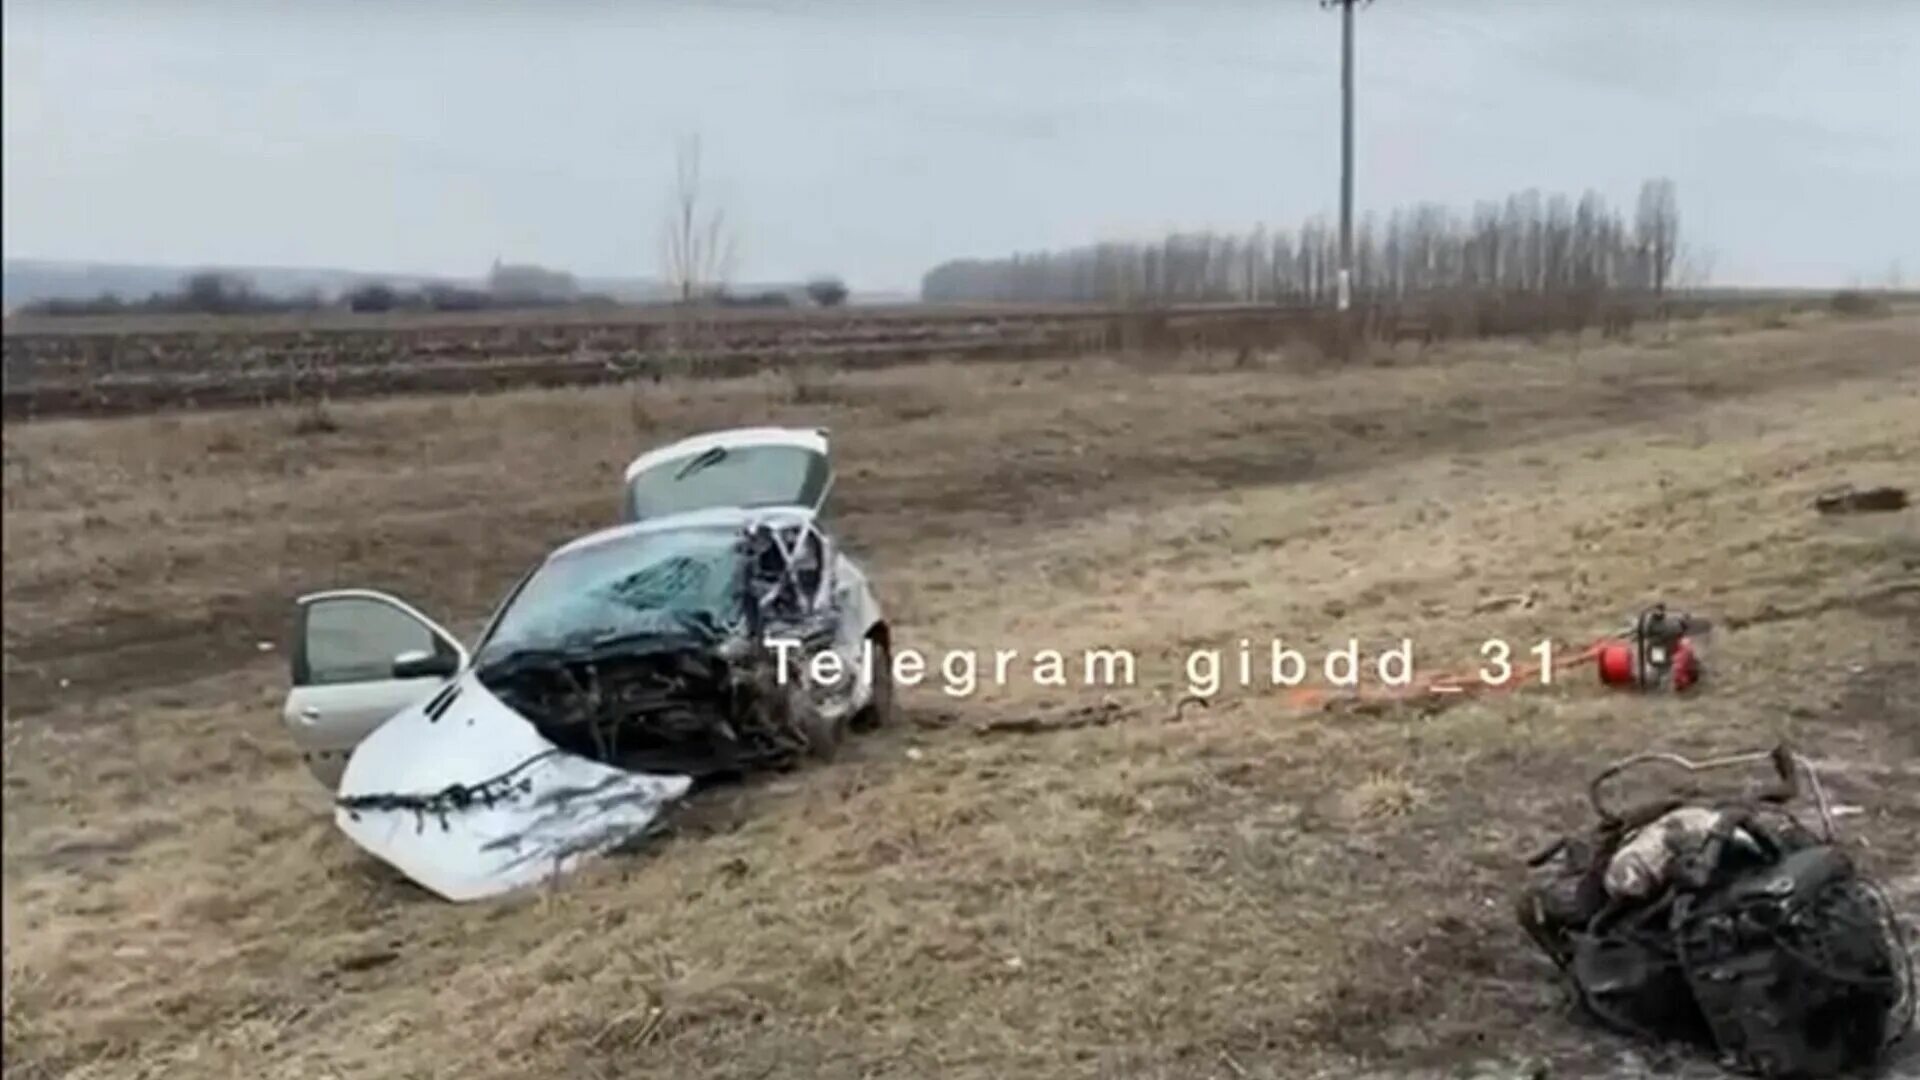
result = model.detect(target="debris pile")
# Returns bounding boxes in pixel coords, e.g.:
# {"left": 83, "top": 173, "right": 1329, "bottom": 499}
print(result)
{"left": 1814, "top": 484, "right": 1909, "bottom": 515}
{"left": 1517, "top": 746, "right": 1912, "bottom": 1078}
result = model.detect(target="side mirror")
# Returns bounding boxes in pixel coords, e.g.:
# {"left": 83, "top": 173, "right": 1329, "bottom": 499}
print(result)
{"left": 392, "top": 648, "right": 458, "bottom": 680}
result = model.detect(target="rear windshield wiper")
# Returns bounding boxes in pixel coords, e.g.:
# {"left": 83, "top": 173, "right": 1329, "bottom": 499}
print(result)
{"left": 674, "top": 446, "right": 727, "bottom": 480}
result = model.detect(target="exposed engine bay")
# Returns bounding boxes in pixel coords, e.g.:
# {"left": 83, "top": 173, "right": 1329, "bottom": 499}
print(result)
{"left": 1518, "top": 745, "right": 1913, "bottom": 1078}
{"left": 476, "top": 518, "right": 865, "bottom": 779}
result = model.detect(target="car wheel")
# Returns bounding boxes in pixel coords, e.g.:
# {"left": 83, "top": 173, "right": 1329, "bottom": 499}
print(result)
{"left": 852, "top": 632, "right": 894, "bottom": 733}
{"left": 801, "top": 697, "right": 847, "bottom": 761}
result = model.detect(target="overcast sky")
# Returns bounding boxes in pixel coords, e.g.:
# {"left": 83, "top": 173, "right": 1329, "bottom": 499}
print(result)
{"left": 4, "top": 1, "right": 1916, "bottom": 291}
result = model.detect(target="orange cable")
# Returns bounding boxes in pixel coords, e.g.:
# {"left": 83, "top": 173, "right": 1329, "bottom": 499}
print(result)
{"left": 1277, "top": 638, "right": 1609, "bottom": 714}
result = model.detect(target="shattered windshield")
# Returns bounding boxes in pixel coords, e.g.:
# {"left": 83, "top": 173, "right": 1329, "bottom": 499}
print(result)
{"left": 624, "top": 445, "right": 829, "bottom": 521}
{"left": 475, "top": 526, "right": 745, "bottom": 668}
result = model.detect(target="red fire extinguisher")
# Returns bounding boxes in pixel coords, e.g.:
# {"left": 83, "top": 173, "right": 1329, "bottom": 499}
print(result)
{"left": 1596, "top": 604, "right": 1706, "bottom": 692}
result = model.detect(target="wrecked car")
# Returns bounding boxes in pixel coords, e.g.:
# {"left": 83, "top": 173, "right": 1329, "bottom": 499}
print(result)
{"left": 278, "top": 427, "right": 891, "bottom": 901}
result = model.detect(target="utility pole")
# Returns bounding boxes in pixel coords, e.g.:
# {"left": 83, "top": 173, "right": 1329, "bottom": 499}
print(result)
{"left": 1321, "top": 0, "right": 1369, "bottom": 312}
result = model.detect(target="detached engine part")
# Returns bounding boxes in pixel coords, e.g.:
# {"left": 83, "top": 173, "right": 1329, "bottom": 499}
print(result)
{"left": 1517, "top": 745, "right": 1913, "bottom": 1078}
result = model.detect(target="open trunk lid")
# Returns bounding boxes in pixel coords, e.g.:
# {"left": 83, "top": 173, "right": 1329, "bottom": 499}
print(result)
{"left": 621, "top": 427, "right": 832, "bottom": 523}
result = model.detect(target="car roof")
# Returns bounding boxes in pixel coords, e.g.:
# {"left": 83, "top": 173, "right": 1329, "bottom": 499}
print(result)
{"left": 621, "top": 426, "right": 829, "bottom": 484}
{"left": 548, "top": 505, "right": 814, "bottom": 561}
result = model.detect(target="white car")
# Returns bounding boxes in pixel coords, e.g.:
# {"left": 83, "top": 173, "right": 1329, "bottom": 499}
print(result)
{"left": 279, "top": 427, "right": 891, "bottom": 901}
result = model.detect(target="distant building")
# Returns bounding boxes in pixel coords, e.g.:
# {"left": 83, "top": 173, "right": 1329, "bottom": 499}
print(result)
{"left": 486, "top": 259, "right": 579, "bottom": 301}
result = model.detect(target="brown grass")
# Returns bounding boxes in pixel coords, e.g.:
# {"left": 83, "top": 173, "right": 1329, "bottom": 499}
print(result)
{"left": 4, "top": 312, "right": 1918, "bottom": 1079}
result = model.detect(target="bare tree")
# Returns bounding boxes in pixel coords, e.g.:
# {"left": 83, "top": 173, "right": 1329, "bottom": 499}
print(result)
{"left": 805, "top": 276, "right": 850, "bottom": 307}
{"left": 918, "top": 178, "right": 1686, "bottom": 311}
{"left": 661, "top": 135, "right": 736, "bottom": 303}
{"left": 1635, "top": 177, "right": 1680, "bottom": 296}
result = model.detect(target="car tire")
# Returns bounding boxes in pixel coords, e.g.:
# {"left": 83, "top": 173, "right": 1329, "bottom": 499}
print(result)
{"left": 852, "top": 632, "right": 894, "bottom": 733}
{"left": 802, "top": 699, "right": 847, "bottom": 761}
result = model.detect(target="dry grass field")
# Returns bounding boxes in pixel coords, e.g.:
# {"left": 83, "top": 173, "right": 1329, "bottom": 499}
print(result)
{"left": 4, "top": 310, "right": 1917, "bottom": 1079}
{"left": 1, "top": 296, "right": 1730, "bottom": 420}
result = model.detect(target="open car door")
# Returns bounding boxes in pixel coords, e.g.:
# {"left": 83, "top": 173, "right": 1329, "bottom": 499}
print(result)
{"left": 283, "top": 589, "right": 466, "bottom": 788}
{"left": 621, "top": 427, "right": 833, "bottom": 523}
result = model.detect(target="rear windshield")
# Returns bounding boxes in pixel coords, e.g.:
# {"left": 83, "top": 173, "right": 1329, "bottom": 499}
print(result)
{"left": 624, "top": 445, "right": 829, "bottom": 521}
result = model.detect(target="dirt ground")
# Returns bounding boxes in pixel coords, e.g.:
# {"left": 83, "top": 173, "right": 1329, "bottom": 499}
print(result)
{"left": 4, "top": 309, "right": 1917, "bottom": 1079}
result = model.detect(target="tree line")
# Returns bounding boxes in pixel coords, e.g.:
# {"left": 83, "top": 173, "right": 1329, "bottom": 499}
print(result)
{"left": 16, "top": 267, "right": 850, "bottom": 317}
{"left": 922, "top": 179, "right": 1691, "bottom": 306}
{"left": 19, "top": 272, "right": 330, "bottom": 318}
{"left": 14, "top": 267, "right": 615, "bottom": 318}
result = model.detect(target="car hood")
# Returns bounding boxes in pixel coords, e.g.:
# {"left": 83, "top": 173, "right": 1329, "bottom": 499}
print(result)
{"left": 333, "top": 672, "right": 692, "bottom": 902}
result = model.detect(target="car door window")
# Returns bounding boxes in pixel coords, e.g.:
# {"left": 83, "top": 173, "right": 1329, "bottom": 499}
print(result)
{"left": 295, "top": 595, "right": 459, "bottom": 687}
